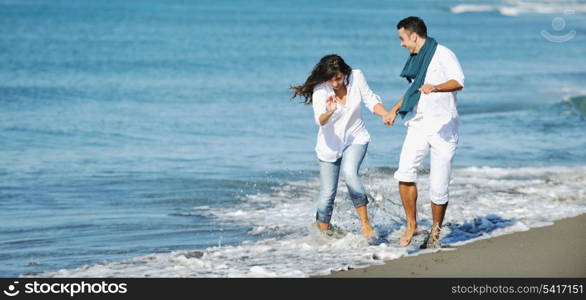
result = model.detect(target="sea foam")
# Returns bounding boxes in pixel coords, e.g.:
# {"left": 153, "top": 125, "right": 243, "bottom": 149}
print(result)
{"left": 26, "top": 165, "right": 586, "bottom": 278}
{"left": 450, "top": 0, "right": 586, "bottom": 16}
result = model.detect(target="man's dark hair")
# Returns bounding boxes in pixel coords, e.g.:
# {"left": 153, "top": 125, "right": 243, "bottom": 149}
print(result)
{"left": 397, "top": 16, "right": 427, "bottom": 38}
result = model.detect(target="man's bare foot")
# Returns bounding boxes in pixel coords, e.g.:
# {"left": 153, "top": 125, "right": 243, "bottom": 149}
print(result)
{"left": 426, "top": 225, "right": 441, "bottom": 248}
{"left": 430, "top": 228, "right": 440, "bottom": 240}
{"left": 361, "top": 223, "right": 375, "bottom": 238}
{"left": 399, "top": 226, "right": 419, "bottom": 247}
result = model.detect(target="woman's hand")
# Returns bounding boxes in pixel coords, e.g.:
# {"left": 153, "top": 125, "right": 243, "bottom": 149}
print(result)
{"left": 326, "top": 95, "right": 337, "bottom": 113}
{"left": 318, "top": 95, "right": 337, "bottom": 126}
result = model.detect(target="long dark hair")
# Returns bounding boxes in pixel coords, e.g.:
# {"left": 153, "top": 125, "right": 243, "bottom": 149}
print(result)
{"left": 290, "top": 54, "right": 352, "bottom": 104}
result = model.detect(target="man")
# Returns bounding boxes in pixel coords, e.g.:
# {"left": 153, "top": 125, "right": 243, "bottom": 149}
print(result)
{"left": 384, "top": 16, "right": 464, "bottom": 248}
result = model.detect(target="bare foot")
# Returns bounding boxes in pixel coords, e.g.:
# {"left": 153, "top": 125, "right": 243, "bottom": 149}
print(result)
{"left": 399, "top": 226, "right": 419, "bottom": 247}
{"left": 430, "top": 229, "right": 440, "bottom": 241}
{"left": 316, "top": 221, "right": 330, "bottom": 233}
{"left": 361, "top": 223, "right": 375, "bottom": 238}
{"left": 425, "top": 226, "right": 442, "bottom": 249}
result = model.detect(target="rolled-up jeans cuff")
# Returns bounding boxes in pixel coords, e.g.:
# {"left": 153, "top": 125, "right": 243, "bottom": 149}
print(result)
{"left": 350, "top": 194, "right": 369, "bottom": 208}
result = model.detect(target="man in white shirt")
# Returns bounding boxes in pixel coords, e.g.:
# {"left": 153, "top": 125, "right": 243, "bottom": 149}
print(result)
{"left": 384, "top": 16, "right": 465, "bottom": 248}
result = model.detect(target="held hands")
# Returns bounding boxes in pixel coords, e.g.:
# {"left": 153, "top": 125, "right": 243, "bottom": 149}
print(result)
{"left": 418, "top": 84, "right": 438, "bottom": 95}
{"left": 326, "top": 95, "right": 337, "bottom": 113}
{"left": 383, "top": 109, "right": 398, "bottom": 127}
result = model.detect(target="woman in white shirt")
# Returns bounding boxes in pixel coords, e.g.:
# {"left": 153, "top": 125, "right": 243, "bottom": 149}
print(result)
{"left": 291, "top": 54, "right": 389, "bottom": 238}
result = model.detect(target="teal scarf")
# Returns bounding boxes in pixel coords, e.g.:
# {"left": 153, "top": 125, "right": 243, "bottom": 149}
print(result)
{"left": 398, "top": 37, "right": 438, "bottom": 118}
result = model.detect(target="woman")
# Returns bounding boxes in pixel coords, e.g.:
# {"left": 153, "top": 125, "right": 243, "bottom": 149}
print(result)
{"left": 291, "top": 54, "right": 389, "bottom": 238}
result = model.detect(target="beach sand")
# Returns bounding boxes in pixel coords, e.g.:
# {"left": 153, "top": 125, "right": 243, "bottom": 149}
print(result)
{"left": 320, "top": 213, "right": 586, "bottom": 277}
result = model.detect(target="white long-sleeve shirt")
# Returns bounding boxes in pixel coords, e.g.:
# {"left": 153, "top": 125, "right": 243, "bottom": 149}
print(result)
{"left": 405, "top": 44, "right": 465, "bottom": 141}
{"left": 312, "top": 69, "right": 382, "bottom": 162}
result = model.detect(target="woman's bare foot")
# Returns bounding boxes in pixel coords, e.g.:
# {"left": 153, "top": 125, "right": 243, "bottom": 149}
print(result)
{"left": 316, "top": 221, "right": 330, "bottom": 233}
{"left": 399, "top": 226, "right": 419, "bottom": 247}
{"left": 361, "top": 223, "right": 375, "bottom": 238}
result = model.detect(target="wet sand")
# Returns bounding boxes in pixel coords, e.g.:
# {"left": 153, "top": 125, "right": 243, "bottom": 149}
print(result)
{"left": 320, "top": 213, "right": 586, "bottom": 277}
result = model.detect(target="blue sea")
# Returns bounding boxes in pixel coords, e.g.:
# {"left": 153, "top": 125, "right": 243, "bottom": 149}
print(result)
{"left": 1, "top": 0, "right": 585, "bottom": 277}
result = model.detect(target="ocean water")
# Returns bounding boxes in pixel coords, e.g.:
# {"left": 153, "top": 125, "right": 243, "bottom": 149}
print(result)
{"left": 1, "top": 0, "right": 585, "bottom": 277}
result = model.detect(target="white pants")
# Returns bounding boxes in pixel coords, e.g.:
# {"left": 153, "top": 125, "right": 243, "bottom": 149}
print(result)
{"left": 393, "top": 126, "right": 457, "bottom": 205}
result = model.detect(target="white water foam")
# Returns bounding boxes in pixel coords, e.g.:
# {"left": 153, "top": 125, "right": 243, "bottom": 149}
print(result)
{"left": 27, "top": 166, "right": 586, "bottom": 277}
{"left": 450, "top": 0, "right": 586, "bottom": 16}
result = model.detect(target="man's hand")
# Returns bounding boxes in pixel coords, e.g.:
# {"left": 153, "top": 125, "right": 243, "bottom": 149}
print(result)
{"left": 418, "top": 84, "right": 437, "bottom": 95}
{"left": 420, "top": 80, "right": 463, "bottom": 94}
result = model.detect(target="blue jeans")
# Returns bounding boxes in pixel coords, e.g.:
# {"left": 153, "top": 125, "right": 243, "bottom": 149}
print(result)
{"left": 315, "top": 143, "right": 369, "bottom": 224}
